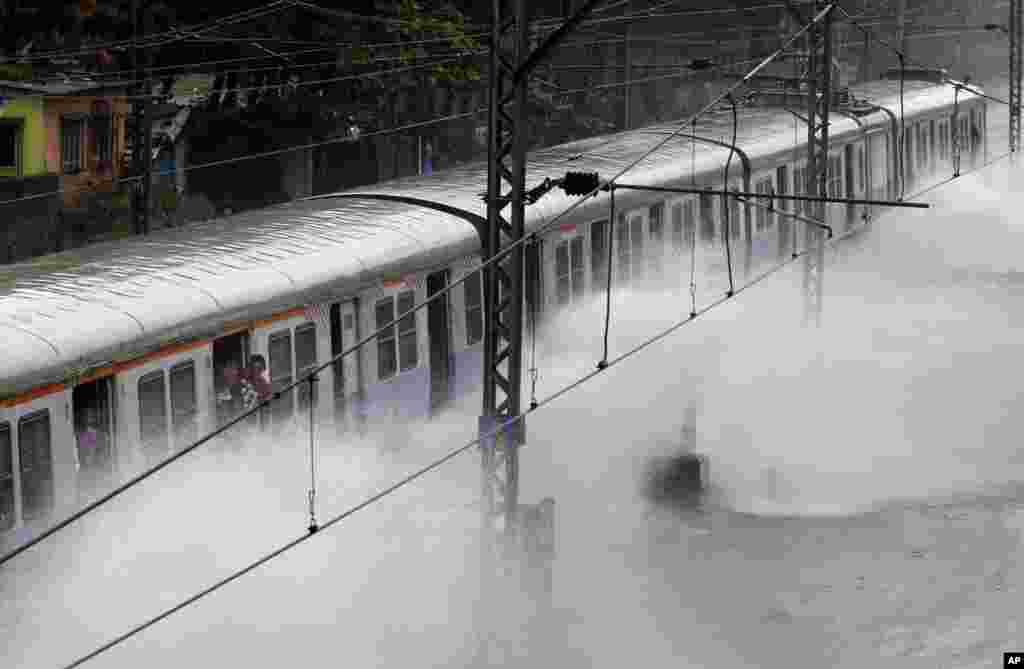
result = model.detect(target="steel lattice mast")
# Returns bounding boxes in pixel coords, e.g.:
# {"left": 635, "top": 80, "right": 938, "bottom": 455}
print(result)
{"left": 1011, "top": 0, "right": 1022, "bottom": 154}
{"left": 803, "top": 1, "right": 832, "bottom": 328}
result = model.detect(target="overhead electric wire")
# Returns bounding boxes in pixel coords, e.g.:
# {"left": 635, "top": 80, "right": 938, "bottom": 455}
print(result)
{"left": 0, "top": 0, "right": 300, "bottom": 64}
{"left": 835, "top": 3, "right": 1010, "bottom": 106}
{"left": 61, "top": 142, "right": 1015, "bottom": 669}
{"left": 3, "top": 51, "right": 485, "bottom": 103}
{"left": 0, "top": 105, "right": 485, "bottom": 210}
{"left": 0, "top": 4, "right": 841, "bottom": 565}
{"left": 0, "top": 49, "right": 774, "bottom": 209}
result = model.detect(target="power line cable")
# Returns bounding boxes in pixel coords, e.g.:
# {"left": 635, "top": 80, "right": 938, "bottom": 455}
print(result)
{"left": 0, "top": 105, "right": 485, "bottom": 209}
{"left": 1, "top": 0, "right": 300, "bottom": 64}
{"left": 0, "top": 50, "right": 775, "bottom": 209}
{"left": 2, "top": 52, "right": 484, "bottom": 103}
{"left": 834, "top": 3, "right": 1010, "bottom": 106}
{"left": 0, "top": 5, "right": 846, "bottom": 564}
{"left": 59, "top": 145, "right": 1016, "bottom": 669}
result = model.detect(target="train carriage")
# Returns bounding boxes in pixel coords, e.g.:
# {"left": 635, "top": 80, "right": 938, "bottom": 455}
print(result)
{"left": 0, "top": 72, "right": 987, "bottom": 546}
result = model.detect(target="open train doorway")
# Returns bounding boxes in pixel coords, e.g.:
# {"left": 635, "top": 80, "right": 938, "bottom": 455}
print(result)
{"left": 212, "top": 331, "right": 250, "bottom": 428}
{"left": 72, "top": 376, "right": 116, "bottom": 499}
{"left": 427, "top": 270, "right": 451, "bottom": 415}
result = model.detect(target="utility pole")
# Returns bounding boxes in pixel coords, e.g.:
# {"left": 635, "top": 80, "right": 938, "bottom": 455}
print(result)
{"left": 477, "top": 2, "right": 602, "bottom": 663}
{"left": 1011, "top": 0, "right": 1022, "bottom": 154}
{"left": 895, "top": 0, "right": 907, "bottom": 63}
{"left": 132, "top": 0, "right": 151, "bottom": 236}
{"left": 623, "top": 0, "right": 632, "bottom": 130}
{"left": 803, "top": 0, "right": 832, "bottom": 329}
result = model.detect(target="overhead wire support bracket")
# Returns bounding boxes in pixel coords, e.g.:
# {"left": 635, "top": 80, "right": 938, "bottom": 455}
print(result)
{"left": 606, "top": 183, "right": 929, "bottom": 210}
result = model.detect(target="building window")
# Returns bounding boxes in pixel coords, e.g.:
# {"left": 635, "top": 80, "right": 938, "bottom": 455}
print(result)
{"left": 0, "top": 423, "right": 13, "bottom": 532}
{"left": 62, "top": 117, "right": 85, "bottom": 174}
{"left": 465, "top": 271, "right": 483, "bottom": 345}
{"left": 648, "top": 203, "right": 664, "bottom": 278}
{"left": 170, "top": 362, "right": 197, "bottom": 448}
{"left": 138, "top": 371, "right": 167, "bottom": 454}
{"left": 295, "top": 324, "right": 318, "bottom": 411}
{"left": 0, "top": 122, "right": 19, "bottom": 170}
{"left": 269, "top": 330, "right": 295, "bottom": 420}
{"left": 19, "top": 411, "right": 53, "bottom": 522}
{"left": 91, "top": 115, "right": 112, "bottom": 165}
{"left": 590, "top": 220, "right": 608, "bottom": 293}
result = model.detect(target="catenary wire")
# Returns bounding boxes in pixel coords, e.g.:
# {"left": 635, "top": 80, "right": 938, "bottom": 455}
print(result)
{"left": 0, "top": 49, "right": 775, "bottom": 209}
{"left": 0, "top": 5, "right": 861, "bottom": 565}
{"left": 1, "top": 1, "right": 300, "bottom": 64}
{"left": 57, "top": 145, "right": 1016, "bottom": 669}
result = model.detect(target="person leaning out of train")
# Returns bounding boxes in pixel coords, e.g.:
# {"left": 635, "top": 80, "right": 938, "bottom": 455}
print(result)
{"left": 248, "top": 355, "right": 272, "bottom": 403}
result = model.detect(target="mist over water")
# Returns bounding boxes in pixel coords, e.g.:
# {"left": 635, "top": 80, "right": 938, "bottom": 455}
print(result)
{"left": 4, "top": 157, "right": 1024, "bottom": 668}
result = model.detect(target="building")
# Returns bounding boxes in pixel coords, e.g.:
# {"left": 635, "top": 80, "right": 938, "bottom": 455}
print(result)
{"left": 0, "top": 77, "right": 130, "bottom": 209}
{"left": 0, "top": 76, "right": 130, "bottom": 262}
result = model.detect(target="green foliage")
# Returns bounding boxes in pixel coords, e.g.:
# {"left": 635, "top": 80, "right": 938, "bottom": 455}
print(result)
{"left": 395, "top": 0, "right": 481, "bottom": 78}
{"left": 108, "top": 219, "right": 134, "bottom": 241}
{"left": 111, "top": 190, "right": 131, "bottom": 210}
{"left": 158, "top": 189, "right": 179, "bottom": 212}
{"left": 0, "top": 63, "right": 32, "bottom": 81}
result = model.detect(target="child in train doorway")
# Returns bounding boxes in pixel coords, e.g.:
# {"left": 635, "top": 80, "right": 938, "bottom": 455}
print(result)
{"left": 76, "top": 409, "right": 101, "bottom": 502}
{"left": 247, "top": 354, "right": 272, "bottom": 431}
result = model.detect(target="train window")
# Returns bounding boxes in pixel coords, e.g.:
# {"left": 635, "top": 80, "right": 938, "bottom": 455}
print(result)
{"left": 698, "top": 193, "right": 715, "bottom": 242}
{"left": 755, "top": 179, "right": 772, "bottom": 230}
{"left": 376, "top": 299, "right": 397, "bottom": 379}
{"left": 557, "top": 237, "right": 585, "bottom": 304}
{"left": 18, "top": 410, "right": 53, "bottom": 521}
{"left": 555, "top": 241, "right": 570, "bottom": 305}
{"left": 683, "top": 200, "right": 696, "bottom": 245}
{"left": 591, "top": 220, "right": 608, "bottom": 292}
{"left": 726, "top": 190, "right": 740, "bottom": 239}
{"left": 170, "top": 362, "right": 198, "bottom": 448}
{"left": 615, "top": 214, "right": 630, "bottom": 284}
{"left": 465, "top": 271, "right": 483, "bottom": 345}
{"left": 269, "top": 330, "right": 294, "bottom": 420}
{"left": 929, "top": 120, "right": 936, "bottom": 164}
{"left": 859, "top": 146, "right": 866, "bottom": 192}
{"left": 921, "top": 123, "right": 928, "bottom": 166}
{"left": 295, "top": 324, "right": 318, "bottom": 411}
{"left": 629, "top": 216, "right": 644, "bottom": 280}
{"left": 138, "top": 370, "right": 167, "bottom": 455}
{"left": 0, "top": 423, "right": 12, "bottom": 531}
{"left": 670, "top": 203, "right": 684, "bottom": 252}
{"left": 827, "top": 157, "right": 842, "bottom": 199}
{"left": 648, "top": 203, "right": 664, "bottom": 278}
{"left": 570, "top": 236, "right": 585, "bottom": 299}
{"left": 396, "top": 291, "right": 418, "bottom": 372}
{"left": 792, "top": 166, "right": 805, "bottom": 216}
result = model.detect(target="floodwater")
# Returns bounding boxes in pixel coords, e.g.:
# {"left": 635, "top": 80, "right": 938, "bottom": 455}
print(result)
{"left": 4, "top": 143, "right": 1024, "bottom": 669}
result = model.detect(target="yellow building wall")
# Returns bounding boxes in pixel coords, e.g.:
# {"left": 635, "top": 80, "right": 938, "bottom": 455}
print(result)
{"left": 0, "top": 95, "right": 47, "bottom": 177}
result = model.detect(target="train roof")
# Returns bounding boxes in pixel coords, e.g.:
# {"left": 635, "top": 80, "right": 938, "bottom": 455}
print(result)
{"left": 0, "top": 79, "right": 976, "bottom": 398}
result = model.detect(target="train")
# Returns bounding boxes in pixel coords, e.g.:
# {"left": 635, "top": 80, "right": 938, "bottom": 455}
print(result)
{"left": 0, "top": 68, "right": 988, "bottom": 548}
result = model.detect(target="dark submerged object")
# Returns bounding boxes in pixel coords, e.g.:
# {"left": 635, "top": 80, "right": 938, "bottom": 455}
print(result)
{"left": 644, "top": 453, "right": 706, "bottom": 508}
